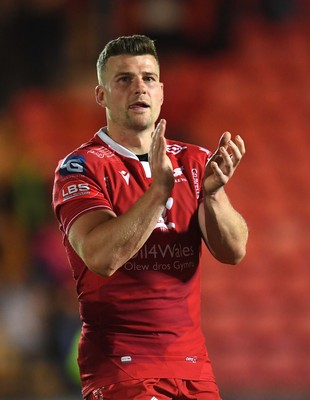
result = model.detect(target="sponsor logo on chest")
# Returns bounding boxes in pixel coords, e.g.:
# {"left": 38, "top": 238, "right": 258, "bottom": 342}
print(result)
{"left": 173, "top": 166, "right": 187, "bottom": 183}
{"left": 119, "top": 170, "right": 130, "bottom": 184}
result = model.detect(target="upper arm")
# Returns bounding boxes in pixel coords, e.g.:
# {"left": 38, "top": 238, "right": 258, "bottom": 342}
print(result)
{"left": 68, "top": 208, "right": 116, "bottom": 261}
{"left": 198, "top": 201, "right": 209, "bottom": 247}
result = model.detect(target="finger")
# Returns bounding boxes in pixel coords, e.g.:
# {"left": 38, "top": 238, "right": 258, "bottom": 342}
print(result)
{"left": 210, "top": 161, "right": 227, "bottom": 183}
{"left": 150, "top": 119, "right": 167, "bottom": 164}
{"left": 150, "top": 120, "right": 162, "bottom": 156}
{"left": 218, "top": 131, "right": 231, "bottom": 148}
{"left": 227, "top": 140, "right": 242, "bottom": 165}
{"left": 153, "top": 119, "right": 166, "bottom": 138}
{"left": 221, "top": 145, "right": 233, "bottom": 158}
{"left": 208, "top": 131, "right": 231, "bottom": 164}
{"left": 235, "top": 135, "right": 245, "bottom": 155}
{"left": 228, "top": 135, "right": 245, "bottom": 167}
{"left": 220, "top": 146, "right": 234, "bottom": 172}
{"left": 152, "top": 120, "right": 165, "bottom": 150}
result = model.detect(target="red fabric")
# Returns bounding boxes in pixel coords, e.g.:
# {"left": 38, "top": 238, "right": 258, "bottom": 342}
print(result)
{"left": 86, "top": 376, "right": 222, "bottom": 400}
{"left": 52, "top": 128, "right": 214, "bottom": 398}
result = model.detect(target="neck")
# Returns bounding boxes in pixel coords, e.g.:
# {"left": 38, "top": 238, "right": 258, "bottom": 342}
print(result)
{"left": 106, "top": 124, "right": 153, "bottom": 155}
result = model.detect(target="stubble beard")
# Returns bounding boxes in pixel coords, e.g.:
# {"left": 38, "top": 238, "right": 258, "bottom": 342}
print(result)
{"left": 125, "top": 112, "right": 154, "bottom": 133}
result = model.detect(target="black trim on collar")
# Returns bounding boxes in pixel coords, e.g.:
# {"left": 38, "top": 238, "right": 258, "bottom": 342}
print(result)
{"left": 136, "top": 153, "right": 149, "bottom": 161}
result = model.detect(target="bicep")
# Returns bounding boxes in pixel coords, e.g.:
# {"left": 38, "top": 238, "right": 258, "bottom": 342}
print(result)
{"left": 68, "top": 208, "right": 116, "bottom": 258}
{"left": 198, "top": 201, "right": 210, "bottom": 248}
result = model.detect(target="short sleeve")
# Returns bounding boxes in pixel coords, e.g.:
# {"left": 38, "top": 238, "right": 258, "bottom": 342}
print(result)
{"left": 52, "top": 167, "right": 112, "bottom": 236}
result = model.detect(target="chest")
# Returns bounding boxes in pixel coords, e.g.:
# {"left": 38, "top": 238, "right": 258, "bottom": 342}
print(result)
{"left": 97, "top": 157, "right": 200, "bottom": 231}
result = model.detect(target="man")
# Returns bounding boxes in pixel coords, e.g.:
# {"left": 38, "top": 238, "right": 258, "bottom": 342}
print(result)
{"left": 53, "top": 35, "right": 248, "bottom": 400}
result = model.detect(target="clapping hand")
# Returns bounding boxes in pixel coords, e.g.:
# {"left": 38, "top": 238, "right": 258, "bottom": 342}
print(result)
{"left": 203, "top": 131, "right": 245, "bottom": 195}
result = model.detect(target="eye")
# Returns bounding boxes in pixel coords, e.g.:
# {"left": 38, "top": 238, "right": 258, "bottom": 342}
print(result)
{"left": 144, "top": 76, "right": 156, "bottom": 82}
{"left": 118, "top": 76, "right": 131, "bottom": 83}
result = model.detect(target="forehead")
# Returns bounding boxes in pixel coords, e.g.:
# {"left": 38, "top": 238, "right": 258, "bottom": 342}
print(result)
{"left": 104, "top": 54, "right": 160, "bottom": 77}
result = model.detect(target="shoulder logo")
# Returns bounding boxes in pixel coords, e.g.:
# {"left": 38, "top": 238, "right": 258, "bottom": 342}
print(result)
{"left": 59, "top": 155, "right": 86, "bottom": 176}
{"left": 61, "top": 181, "right": 90, "bottom": 201}
{"left": 87, "top": 146, "right": 114, "bottom": 158}
{"left": 166, "top": 144, "right": 187, "bottom": 155}
{"left": 119, "top": 170, "right": 130, "bottom": 184}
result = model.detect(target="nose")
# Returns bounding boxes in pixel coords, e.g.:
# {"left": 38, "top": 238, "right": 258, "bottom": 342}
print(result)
{"left": 134, "top": 78, "right": 146, "bottom": 94}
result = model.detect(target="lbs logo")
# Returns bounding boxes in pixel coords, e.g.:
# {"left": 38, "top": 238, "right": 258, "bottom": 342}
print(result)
{"left": 62, "top": 182, "right": 90, "bottom": 201}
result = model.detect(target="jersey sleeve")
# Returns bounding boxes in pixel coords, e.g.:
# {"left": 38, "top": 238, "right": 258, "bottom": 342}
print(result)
{"left": 52, "top": 152, "right": 112, "bottom": 236}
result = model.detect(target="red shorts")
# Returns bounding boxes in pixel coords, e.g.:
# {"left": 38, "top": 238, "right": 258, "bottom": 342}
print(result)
{"left": 85, "top": 378, "right": 222, "bottom": 400}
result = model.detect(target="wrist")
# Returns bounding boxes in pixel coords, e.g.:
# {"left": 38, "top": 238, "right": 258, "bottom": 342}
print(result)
{"left": 150, "top": 182, "right": 172, "bottom": 205}
{"left": 203, "top": 187, "right": 227, "bottom": 204}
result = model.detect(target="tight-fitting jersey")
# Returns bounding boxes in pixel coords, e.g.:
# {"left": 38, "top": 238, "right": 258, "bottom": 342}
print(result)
{"left": 52, "top": 128, "right": 214, "bottom": 398}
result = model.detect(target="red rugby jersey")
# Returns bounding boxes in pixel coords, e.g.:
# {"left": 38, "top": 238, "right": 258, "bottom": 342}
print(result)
{"left": 52, "top": 128, "right": 214, "bottom": 397}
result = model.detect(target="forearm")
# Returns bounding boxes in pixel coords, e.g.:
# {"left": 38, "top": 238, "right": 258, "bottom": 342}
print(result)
{"left": 78, "top": 184, "right": 169, "bottom": 277}
{"left": 201, "top": 188, "right": 248, "bottom": 264}
{"left": 70, "top": 119, "right": 175, "bottom": 277}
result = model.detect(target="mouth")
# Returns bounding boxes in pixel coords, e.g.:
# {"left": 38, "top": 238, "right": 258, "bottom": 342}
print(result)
{"left": 129, "top": 101, "right": 150, "bottom": 111}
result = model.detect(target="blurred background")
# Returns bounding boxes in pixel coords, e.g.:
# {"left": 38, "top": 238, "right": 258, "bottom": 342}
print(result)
{"left": 0, "top": 0, "right": 309, "bottom": 399}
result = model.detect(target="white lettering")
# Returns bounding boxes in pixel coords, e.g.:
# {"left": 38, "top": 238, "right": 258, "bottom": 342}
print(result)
{"left": 121, "top": 356, "right": 132, "bottom": 363}
{"left": 191, "top": 168, "right": 200, "bottom": 199}
{"left": 62, "top": 183, "right": 90, "bottom": 198}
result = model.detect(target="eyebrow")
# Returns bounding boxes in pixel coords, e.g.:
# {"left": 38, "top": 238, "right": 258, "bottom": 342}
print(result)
{"left": 114, "top": 71, "right": 159, "bottom": 79}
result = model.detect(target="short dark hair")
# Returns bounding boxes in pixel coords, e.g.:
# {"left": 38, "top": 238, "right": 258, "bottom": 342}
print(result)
{"left": 96, "top": 35, "right": 159, "bottom": 84}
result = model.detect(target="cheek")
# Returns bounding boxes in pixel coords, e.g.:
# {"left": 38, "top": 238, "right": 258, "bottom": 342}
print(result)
{"left": 152, "top": 85, "right": 163, "bottom": 102}
{"left": 106, "top": 93, "right": 124, "bottom": 110}
{"left": 156, "top": 92, "right": 164, "bottom": 109}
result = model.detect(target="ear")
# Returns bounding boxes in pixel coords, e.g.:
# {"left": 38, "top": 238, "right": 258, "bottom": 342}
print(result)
{"left": 95, "top": 85, "right": 106, "bottom": 108}
{"left": 160, "top": 82, "right": 164, "bottom": 105}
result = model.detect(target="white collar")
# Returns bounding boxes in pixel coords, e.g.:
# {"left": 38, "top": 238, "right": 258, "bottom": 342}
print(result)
{"left": 97, "top": 128, "right": 139, "bottom": 160}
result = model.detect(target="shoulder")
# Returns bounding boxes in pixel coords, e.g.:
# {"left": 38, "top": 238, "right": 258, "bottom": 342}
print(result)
{"left": 166, "top": 138, "right": 212, "bottom": 162}
{"left": 55, "top": 130, "right": 116, "bottom": 177}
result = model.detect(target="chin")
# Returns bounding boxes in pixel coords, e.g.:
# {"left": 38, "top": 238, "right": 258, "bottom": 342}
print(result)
{"left": 128, "top": 118, "right": 153, "bottom": 132}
